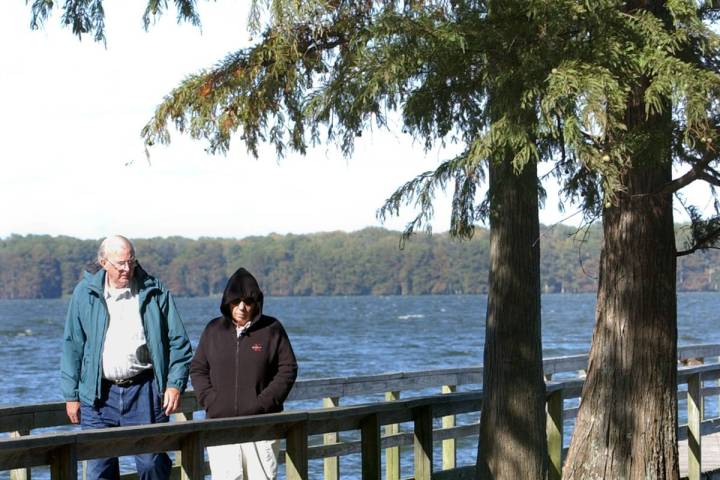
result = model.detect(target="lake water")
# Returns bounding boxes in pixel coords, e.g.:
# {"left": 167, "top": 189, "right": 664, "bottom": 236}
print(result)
{"left": 1, "top": 293, "right": 719, "bottom": 478}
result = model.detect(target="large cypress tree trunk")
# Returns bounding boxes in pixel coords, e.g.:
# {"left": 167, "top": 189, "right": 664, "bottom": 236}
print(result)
{"left": 563, "top": 83, "right": 679, "bottom": 478}
{"left": 477, "top": 157, "right": 547, "bottom": 479}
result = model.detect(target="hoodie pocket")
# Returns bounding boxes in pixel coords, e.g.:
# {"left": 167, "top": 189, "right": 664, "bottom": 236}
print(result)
{"left": 203, "top": 390, "right": 218, "bottom": 416}
{"left": 205, "top": 390, "right": 234, "bottom": 419}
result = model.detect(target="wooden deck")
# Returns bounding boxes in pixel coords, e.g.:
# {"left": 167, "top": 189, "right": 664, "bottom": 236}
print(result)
{"left": 1, "top": 344, "right": 720, "bottom": 479}
{"left": 680, "top": 431, "right": 720, "bottom": 478}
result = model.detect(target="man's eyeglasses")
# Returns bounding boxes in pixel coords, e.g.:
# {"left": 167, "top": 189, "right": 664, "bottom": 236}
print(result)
{"left": 105, "top": 258, "right": 136, "bottom": 271}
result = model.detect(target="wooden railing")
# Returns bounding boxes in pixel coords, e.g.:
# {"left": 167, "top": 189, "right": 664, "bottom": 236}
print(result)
{"left": 1, "top": 344, "right": 719, "bottom": 480}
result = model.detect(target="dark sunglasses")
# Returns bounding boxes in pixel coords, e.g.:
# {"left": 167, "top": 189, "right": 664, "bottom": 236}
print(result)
{"left": 234, "top": 297, "right": 257, "bottom": 306}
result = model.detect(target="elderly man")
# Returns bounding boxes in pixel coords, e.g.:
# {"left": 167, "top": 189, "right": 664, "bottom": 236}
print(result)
{"left": 61, "top": 235, "right": 193, "bottom": 480}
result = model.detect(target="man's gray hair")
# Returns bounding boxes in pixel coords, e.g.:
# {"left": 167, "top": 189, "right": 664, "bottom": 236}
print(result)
{"left": 97, "top": 235, "right": 136, "bottom": 263}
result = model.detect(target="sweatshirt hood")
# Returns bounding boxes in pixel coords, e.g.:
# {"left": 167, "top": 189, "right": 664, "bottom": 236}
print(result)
{"left": 220, "top": 268, "right": 264, "bottom": 319}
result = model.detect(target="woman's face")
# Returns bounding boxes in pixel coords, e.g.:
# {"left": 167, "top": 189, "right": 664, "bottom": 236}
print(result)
{"left": 231, "top": 298, "right": 257, "bottom": 326}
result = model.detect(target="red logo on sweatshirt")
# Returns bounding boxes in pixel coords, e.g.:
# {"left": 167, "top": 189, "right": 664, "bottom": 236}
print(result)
{"left": 251, "top": 343, "right": 263, "bottom": 352}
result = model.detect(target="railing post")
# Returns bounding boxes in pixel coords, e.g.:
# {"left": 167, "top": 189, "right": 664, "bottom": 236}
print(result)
{"left": 361, "top": 413, "right": 381, "bottom": 480}
{"left": 180, "top": 431, "right": 205, "bottom": 480}
{"left": 688, "top": 372, "right": 703, "bottom": 480}
{"left": 546, "top": 389, "right": 563, "bottom": 480}
{"left": 413, "top": 405, "right": 433, "bottom": 480}
{"left": 441, "top": 385, "right": 456, "bottom": 471}
{"left": 50, "top": 444, "right": 77, "bottom": 480}
{"left": 286, "top": 420, "right": 309, "bottom": 480}
{"left": 385, "top": 391, "right": 401, "bottom": 480}
{"left": 173, "top": 410, "right": 193, "bottom": 474}
{"left": 717, "top": 355, "right": 720, "bottom": 419}
{"left": 323, "top": 397, "right": 340, "bottom": 480}
{"left": 10, "top": 430, "right": 31, "bottom": 480}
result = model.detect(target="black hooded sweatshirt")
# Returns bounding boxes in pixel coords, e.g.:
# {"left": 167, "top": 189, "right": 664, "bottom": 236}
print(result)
{"left": 190, "top": 268, "right": 297, "bottom": 418}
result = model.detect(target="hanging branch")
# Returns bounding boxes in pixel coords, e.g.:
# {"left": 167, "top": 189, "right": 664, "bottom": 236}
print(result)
{"left": 676, "top": 204, "right": 720, "bottom": 257}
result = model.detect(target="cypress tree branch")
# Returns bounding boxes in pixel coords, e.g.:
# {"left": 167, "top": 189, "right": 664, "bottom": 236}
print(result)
{"left": 630, "top": 146, "right": 718, "bottom": 200}
{"left": 26, "top": 0, "right": 204, "bottom": 43}
{"left": 698, "top": 167, "right": 720, "bottom": 187}
{"left": 677, "top": 244, "right": 720, "bottom": 257}
{"left": 676, "top": 205, "right": 720, "bottom": 257}
{"left": 656, "top": 151, "right": 717, "bottom": 194}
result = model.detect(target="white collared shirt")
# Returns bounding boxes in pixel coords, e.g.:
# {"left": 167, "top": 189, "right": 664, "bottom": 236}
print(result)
{"left": 236, "top": 314, "right": 260, "bottom": 338}
{"left": 101, "top": 281, "right": 153, "bottom": 380}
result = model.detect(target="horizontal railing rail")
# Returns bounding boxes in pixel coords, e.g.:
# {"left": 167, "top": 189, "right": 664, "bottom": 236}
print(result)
{"left": 0, "top": 391, "right": 483, "bottom": 479}
{"left": 2, "top": 343, "right": 719, "bottom": 480}
{"left": 5, "top": 342, "right": 717, "bottom": 433}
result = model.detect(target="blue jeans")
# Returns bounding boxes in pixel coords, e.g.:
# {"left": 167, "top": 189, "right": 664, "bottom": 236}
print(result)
{"left": 80, "top": 373, "right": 172, "bottom": 480}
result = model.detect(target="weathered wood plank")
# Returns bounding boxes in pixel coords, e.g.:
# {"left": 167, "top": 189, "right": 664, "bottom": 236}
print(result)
{"left": 50, "top": 444, "right": 77, "bottom": 480}
{"left": 4, "top": 349, "right": 720, "bottom": 479}
{"left": 2, "top": 345, "right": 718, "bottom": 433}
{"left": 384, "top": 391, "right": 400, "bottom": 480}
{"left": 542, "top": 355, "right": 588, "bottom": 376}
{"left": 322, "top": 397, "right": 340, "bottom": 480}
{"left": 287, "top": 369, "right": 484, "bottom": 401}
{"left": 680, "top": 430, "right": 720, "bottom": 478}
{"left": 172, "top": 410, "right": 192, "bottom": 475}
{"left": 432, "top": 465, "right": 477, "bottom": 480}
{"left": 413, "top": 405, "right": 433, "bottom": 480}
{"left": 285, "top": 421, "right": 308, "bottom": 480}
{"left": 360, "top": 414, "right": 380, "bottom": 480}
{"left": 704, "top": 386, "right": 720, "bottom": 397}
{"left": 419, "top": 392, "right": 482, "bottom": 418}
{"left": 0, "top": 433, "right": 75, "bottom": 471}
{"left": 546, "top": 389, "right": 563, "bottom": 480}
{"left": 180, "top": 432, "right": 204, "bottom": 480}
{"left": 0, "top": 391, "right": 488, "bottom": 471}
{"left": 688, "top": 373, "right": 703, "bottom": 480}
{"left": 546, "top": 378, "right": 584, "bottom": 396}
{"left": 0, "top": 414, "right": 36, "bottom": 435}
{"left": 303, "top": 422, "right": 480, "bottom": 461}
{"left": 679, "top": 345, "right": 720, "bottom": 361}
{"left": 9, "top": 430, "right": 30, "bottom": 480}
{"left": 679, "top": 364, "right": 720, "bottom": 383}
{"left": 441, "top": 385, "right": 456, "bottom": 471}
{"left": 306, "top": 402, "right": 403, "bottom": 435}
{"left": 201, "top": 423, "right": 295, "bottom": 451}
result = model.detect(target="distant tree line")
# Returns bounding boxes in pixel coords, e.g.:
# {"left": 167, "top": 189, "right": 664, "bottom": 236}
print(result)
{"left": 0, "top": 225, "right": 716, "bottom": 299}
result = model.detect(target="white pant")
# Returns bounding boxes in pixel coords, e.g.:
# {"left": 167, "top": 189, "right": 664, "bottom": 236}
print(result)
{"left": 207, "top": 440, "right": 279, "bottom": 480}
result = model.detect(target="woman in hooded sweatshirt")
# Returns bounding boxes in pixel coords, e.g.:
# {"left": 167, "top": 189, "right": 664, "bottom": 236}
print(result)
{"left": 190, "top": 267, "right": 298, "bottom": 480}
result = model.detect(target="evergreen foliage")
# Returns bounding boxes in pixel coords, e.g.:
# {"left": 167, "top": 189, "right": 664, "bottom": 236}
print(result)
{"left": 24, "top": 1, "right": 720, "bottom": 476}
{"left": 29, "top": 0, "right": 720, "bottom": 237}
{"left": 2, "top": 226, "right": 718, "bottom": 299}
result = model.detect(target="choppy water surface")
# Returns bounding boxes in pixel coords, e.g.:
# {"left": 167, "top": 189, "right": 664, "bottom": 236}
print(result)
{"left": 1, "top": 293, "right": 718, "bottom": 478}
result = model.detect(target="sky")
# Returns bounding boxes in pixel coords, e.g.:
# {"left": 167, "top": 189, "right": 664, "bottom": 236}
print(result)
{"left": 0, "top": 1, "right": 715, "bottom": 240}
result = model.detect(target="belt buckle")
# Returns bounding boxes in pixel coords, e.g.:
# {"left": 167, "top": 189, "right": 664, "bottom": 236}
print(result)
{"left": 114, "top": 378, "right": 132, "bottom": 386}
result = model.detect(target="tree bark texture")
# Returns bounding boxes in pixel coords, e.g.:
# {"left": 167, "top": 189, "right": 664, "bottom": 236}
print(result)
{"left": 563, "top": 81, "right": 679, "bottom": 478}
{"left": 477, "top": 158, "right": 547, "bottom": 479}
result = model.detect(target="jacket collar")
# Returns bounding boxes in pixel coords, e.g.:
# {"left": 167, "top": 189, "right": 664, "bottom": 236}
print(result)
{"left": 84, "top": 263, "right": 159, "bottom": 302}
{"left": 221, "top": 314, "right": 271, "bottom": 332}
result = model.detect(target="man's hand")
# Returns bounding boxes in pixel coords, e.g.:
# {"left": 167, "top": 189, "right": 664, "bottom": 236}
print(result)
{"left": 163, "top": 387, "right": 181, "bottom": 416}
{"left": 66, "top": 401, "right": 81, "bottom": 424}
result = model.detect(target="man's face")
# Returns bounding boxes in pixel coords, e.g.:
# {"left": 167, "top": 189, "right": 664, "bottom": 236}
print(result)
{"left": 231, "top": 298, "right": 257, "bottom": 326}
{"left": 101, "top": 246, "right": 135, "bottom": 289}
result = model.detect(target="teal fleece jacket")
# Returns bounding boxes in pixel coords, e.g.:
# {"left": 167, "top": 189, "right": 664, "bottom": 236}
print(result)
{"left": 60, "top": 265, "right": 192, "bottom": 405}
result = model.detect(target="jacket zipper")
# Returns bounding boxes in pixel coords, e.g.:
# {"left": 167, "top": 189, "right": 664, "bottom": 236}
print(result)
{"left": 138, "top": 296, "right": 154, "bottom": 390}
{"left": 97, "top": 294, "right": 110, "bottom": 399}
{"left": 235, "top": 331, "right": 241, "bottom": 416}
